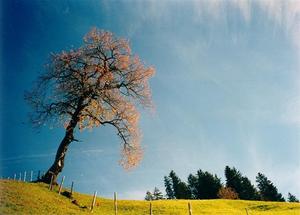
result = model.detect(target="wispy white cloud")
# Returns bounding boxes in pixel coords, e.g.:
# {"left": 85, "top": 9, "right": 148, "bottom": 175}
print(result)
{"left": 0, "top": 152, "right": 56, "bottom": 162}
{"left": 0, "top": 148, "right": 103, "bottom": 162}
{"left": 231, "top": 0, "right": 252, "bottom": 23}
{"left": 191, "top": 0, "right": 300, "bottom": 125}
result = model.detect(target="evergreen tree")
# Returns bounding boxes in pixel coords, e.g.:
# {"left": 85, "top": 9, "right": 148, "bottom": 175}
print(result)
{"left": 145, "top": 191, "right": 153, "bottom": 201}
{"left": 168, "top": 170, "right": 191, "bottom": 199}
{"left": 169, "top": 170, "right": 181, "bottom": 198}
{"left": 176, "top": 181, "right": 191, "bottom": 199}
{"left": 256, "top": 172, "right": 285, "bottom": 202}
{"left": 288, "top": 193, "right": 299, "bottom": 202}
{"left": 225, "top": 166, "right": 243, "bottom": 195}
{"left": 240, "top": 176, "right": 260, "bottom": 200}
{"left": 164, "top": 175, "right": 175, "bottom": 199}
{"left": 196, "top": 170, "right": 222, "bottom": 199}
{"left": 187, "top": 174, "right": 198, "bottom": 199}
{"left": 153, "top": 187, "right": 164, "bottom": 200}
{"left": 225, "top": 166, "right": 258, "bottom": 200}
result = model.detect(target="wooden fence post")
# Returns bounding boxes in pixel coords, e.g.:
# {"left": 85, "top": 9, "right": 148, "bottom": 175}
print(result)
{"left": 149, "top": 201, "right": 153, "bottom": 215}
{"left": 70, "top": 181, "right": 74, "bottom": 197}
{"left": 19, "top": 173, "right": 22, "bottom": 181}
{"left": 30, "top": 171, "right": 33, "bottom": 182}
{"left": 13, "top": 173, "right": 16, "bottom": 180}
{"left": 23, "top": 171, "right": 26, "bottom": 182}
{"left": 91, "top": 191, "right": 97, "bottom": 212}
{"left": 49, "top": 174, "right": 54, "bottom": 190}
{"left": 37, "top": 170, "right": 40, "bottom": 180}
{"left": 245, "top": 208, "right": 249, "bottom": 215}
{"left": 114, "top": 192, "right": 118, "bottom": 215}
{"left": 188, "top": 202, "right": 192, "bottom": 215}
{"left": 58, "top": 176, "right": 65, "bottom": 194}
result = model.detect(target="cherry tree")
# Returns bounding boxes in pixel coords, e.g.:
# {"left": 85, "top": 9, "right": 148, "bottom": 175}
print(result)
{"left": 25, "top": 28, "right": 155, "bottom": 183}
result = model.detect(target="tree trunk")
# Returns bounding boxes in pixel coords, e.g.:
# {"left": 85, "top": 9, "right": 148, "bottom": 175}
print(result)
{"left": 39, "top": 124, "right": 75, "bottom": 184}
{"left": 40, "top": 99, "right": 83, "bottom": 184}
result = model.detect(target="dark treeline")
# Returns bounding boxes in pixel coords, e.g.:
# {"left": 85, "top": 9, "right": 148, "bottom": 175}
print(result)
{"left": 160, "top": 166, "right": 298, "bottom": 202}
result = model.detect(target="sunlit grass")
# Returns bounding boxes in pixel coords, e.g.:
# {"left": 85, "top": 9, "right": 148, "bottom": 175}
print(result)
{"left": 0, "top": 180, "right": 299, "bottom": 214}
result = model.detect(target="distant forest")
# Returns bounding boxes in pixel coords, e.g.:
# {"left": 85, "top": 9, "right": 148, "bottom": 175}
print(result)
{"left": 145, "top": 166, "right": 299, "bottom": 203}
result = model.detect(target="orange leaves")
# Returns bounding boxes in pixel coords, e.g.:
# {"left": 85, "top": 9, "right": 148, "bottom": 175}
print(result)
{"left": 120, "top": 142, "right": 143, "bottom": 170}
{"left": 83, "top": 28, "right": 131, "bottom": 56}
{"left": 29, "top": 27, "right": 155, "bottom": 170}
{"left": 81, "top": 28, "right": 154, "bottom": 169}
{"left": 116, "top": 55, "right": 130, "bottom": 70}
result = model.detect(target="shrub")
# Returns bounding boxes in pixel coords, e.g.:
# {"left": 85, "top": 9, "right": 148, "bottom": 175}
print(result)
{"left": 218, "top": 187, "right": 239, "bottom": 199}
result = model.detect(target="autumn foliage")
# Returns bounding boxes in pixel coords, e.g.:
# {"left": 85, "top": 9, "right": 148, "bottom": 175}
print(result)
{"left": 25, "top": 28, "right": 154, "bottom": 182}
{"left": 217, "top": 187, "right": 239, "bottom": 200}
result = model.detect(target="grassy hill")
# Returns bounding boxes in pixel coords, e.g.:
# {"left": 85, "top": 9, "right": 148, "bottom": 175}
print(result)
{"left": 0, "top": 180, "right": 299, "bottom": 215}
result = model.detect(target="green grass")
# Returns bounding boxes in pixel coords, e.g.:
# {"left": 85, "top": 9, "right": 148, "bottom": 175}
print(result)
{"left": 1, "top": 180, "right": 299, "bottom": 214}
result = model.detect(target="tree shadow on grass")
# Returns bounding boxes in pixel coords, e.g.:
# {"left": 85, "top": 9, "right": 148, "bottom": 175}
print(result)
{"left": 61, "top": 191, "right": 88, "bottom": 209}
{"left": 250, "top": 205, "right": 278, "bottom": 211}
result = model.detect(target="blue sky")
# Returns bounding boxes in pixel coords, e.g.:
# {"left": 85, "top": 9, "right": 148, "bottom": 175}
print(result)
{"left": 1, "top": 0, "right": 300, "bottom": 199}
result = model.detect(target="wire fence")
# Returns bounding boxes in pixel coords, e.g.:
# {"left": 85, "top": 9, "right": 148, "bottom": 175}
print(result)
{"left": 1, "top": 170, "right": 254, "bottom": 214}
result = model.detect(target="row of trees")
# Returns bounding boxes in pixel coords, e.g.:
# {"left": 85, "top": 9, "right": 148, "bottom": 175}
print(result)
{"left": 156, "top": 166, "right": 298, "bottom": 202}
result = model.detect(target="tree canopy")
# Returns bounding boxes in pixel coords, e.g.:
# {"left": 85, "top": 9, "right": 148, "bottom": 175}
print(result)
{"left": 162, "top": 167, "right": 292, "bottom": 202}
{"left": 25, "top": 28, "right": 155, "bottom": 182}
{"left": 164, "top": 170, "right": 190, "bottom": 199}
{"left": 225, "top": 166, "right": 258, "bottom": 200}
{"left": 288, "top": 193, "right": 299, "bottom": 202}
{"left": 256, "top": 173, "right": 285, "bottom": 202}
{"left": 189, "top": 170, "right": 222, "bottom": 199}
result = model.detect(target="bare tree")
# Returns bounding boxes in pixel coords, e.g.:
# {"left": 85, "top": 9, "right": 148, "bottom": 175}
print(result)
{"left": 25, "top": 28, "right": 155, "bottom": 183}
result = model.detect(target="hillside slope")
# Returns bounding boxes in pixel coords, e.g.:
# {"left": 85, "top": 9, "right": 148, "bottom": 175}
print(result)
{"left": 0, "top": 180, "right": 299, "bottom": 214}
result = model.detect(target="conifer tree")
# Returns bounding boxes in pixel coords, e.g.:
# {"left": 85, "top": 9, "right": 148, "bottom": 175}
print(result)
{"left": 153, "top": 187, "right": 164, "bottom": 200}
{"left": 225, "top": 166, "right": 243, "bottom": 195}
{"left": 166, "top": 170, "right": 191, "bottom": 199}
{"left": 288, "top": 193, "right": 299, "bottom": 202}
{"left": 225, "top": 166, "right": 258, "bottom": 200}
{"left": 256, "top": 173, "right": 285, "bottom": 202}
{"left": 195, "top": 170, "right": 222, "bottom": 199}
{"left": 164, "top": 175, "right": 175, "bottom": 199}
{"left": 145, "top": 191, "right": 153, "bottom": 201}
{"left": 187, "top": 174, "right": 198, "bottom": 199}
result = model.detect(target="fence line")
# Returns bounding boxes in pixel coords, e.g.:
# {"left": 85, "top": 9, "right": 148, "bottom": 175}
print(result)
{"left": 58, "top": 176, "right": 65, "bottom": 195}
{"left": 37, "top": 170, "right": 41, "bottom": 180}
{"left": 49, "top": 174, "right": 54, "bottom": 191}
{"left": 114, "top": 192, "right": 118, "bottom": 215}
{"left": 245, "top": 208, "right": 249, "bottom": 215}
{"left": 23, "top": 171, "right": 27, "bottom": 182}
{"left": 188, "top": 202, "right": 193, "bottom": 215}
{"left": 91, "top": 191, "right": 97, "bottom": 212}
{"left": 70, "top": 181, "right": 74, "bottom": 197}
{"left": 149, "top": 201, "right": 153, "bottom": 215}
{"left": 1, "top": 170, "right": 253, "bottom": 214}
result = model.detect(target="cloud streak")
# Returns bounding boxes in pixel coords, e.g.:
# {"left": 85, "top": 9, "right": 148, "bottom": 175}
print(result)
{"left": 0, "top": 153, "right": 56, "bottom": 162}
{"left": 0, "top": 148, "right": 103, "bottom": 163}
{"left": 127, "top": 0, "right": 300, "bottom": 198}
{"left": 142, "top": 0, "right": 300, "bottom": 125}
